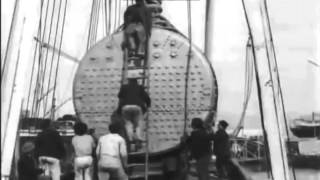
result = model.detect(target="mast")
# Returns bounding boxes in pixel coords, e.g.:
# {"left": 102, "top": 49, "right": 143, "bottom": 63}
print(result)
{"left": 204, "top": 0, "right": 214, "bottom": 59}
{"left": 1, "top": 17, "right": 29, "bottom": 180}
{"left": 315, "top": 4, "right": 320, "bottom": 112}
{"left": 241, "top": 0, "right": 290, "bottom": 180}
{"left": 1, "top": 0, "right": 21, "bottom": 84}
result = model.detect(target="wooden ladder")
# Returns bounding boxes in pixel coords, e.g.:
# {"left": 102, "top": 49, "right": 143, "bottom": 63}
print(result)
{"left": 121, "top": 39, "right": 152, "bottom": 179}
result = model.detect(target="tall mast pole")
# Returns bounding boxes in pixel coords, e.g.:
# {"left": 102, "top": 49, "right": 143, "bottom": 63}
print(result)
{"left": 241, "top": 0, "right": 290, "bottom": 180}
{"left": 1, "top": 0, "right": 21, "bottom": 84}
{"left": 205, "top": 0, "right": 214, "bottom": 59}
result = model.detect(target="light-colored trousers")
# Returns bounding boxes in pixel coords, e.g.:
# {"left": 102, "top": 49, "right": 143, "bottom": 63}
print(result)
{"left": 38, "top": 156, "right": 61, "bottom": 180}
{"left": 98, "top": 156, "right": 128, "bottom": 180}
{"left": 74, "top": 156, "right": 93, "bottom": 180}
{"left": 122, "top": 105, "right": 143, "bottom": 141}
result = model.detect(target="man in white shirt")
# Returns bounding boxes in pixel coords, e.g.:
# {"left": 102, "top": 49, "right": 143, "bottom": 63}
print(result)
{"left": 96, "top": 123, "right": 128, "bottom": 180}
{"left": 72, "top": 122, "right": 96, "bottom": 180}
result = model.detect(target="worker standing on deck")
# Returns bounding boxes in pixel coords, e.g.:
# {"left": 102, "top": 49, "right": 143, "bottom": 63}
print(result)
{"left": 186, "top": 118, "right": 214, "bottom": 180}
{"left": 118, "top": 78, "right": 151, "bottom": 142}
{"left": 35, "top": 119, "right": 65, "bottom": 180}
{"left": 96, "top": 123, "right": 128, "bottom": 180}
{"left": 122, "top": 0, "right": 152, "bottom": 56}
{"left": 72, "top": 122, "right": 96, "bottom": 180}
{"left": 18, "top": 142, "right": 44, "bottom": 180}
{"left": 213, "top": 120, "right": 231, "bottom": 179}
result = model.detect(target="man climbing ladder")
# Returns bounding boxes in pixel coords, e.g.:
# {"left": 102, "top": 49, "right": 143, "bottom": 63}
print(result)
{"left": 119, "top": 0, "right": 152, "bottom": 149}
{"left": 122, "top": 0, "right": 152, "bottom": 56}
{"left": 117, "top": 78, "right": 151, "bottom": 143}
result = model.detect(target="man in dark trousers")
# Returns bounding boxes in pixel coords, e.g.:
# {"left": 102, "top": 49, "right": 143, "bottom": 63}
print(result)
{"left": 18, "top": 141, "right": 44, "bottom": 180}
{"left": 35, "top": 119, "right": 65, "bottom": 180}
{"left": 186, "top": 118, "right": 214, "bottom": 180}
{"left": 118, "top": 78, "right": 151, "bottom": 142}
{"left": 213, "top": 120, "right": 231, "bottom": 179}
{"left": 122, "top": 0, "right": 152, "bottom": 55}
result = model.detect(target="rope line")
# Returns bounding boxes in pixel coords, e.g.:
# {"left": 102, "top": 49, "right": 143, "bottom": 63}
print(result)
{"left": 37, "top": 0, "right": 57, "bottom": 118}
{"left": 258, "top": 5, "right": 289, "bottom": 179}
{"left": 86, "top": 0, "right": 95, "bottom": 50}
{"left": 241, "top": 0, "right": 274, "bottom": 178}
{"left": 51, "top": 0, "right": 68, "bottom": 120}
{"left": 32, "top": 0, "right": 50, "bottom": 118}
{"left": 183, "top": 0, "right": 192, "bottom": 134}
{"left": 26, "top": 0, "right": 45, "bottom": 117}
{"left": 43, "top": 0, "right": 64, "bottom": 118}
{"left": 260, "top": 1, "right": 296, "bottom": 179}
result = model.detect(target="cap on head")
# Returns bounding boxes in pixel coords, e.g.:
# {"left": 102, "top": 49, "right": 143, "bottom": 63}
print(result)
{"left": 219, "top": 120, "right": 229, "bottom": 129}
{"left": 22, "top": 141, "right": 35, "bottom": 153}
{"left": 191, "top": 118, "right": 204, "bottom": 129}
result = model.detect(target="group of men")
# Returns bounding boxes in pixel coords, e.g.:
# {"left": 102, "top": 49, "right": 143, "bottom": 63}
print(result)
{"left": 17, "top": 1, "right": 246, "bottom": 180}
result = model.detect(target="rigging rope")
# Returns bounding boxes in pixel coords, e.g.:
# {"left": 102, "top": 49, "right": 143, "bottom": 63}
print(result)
{"left": 86, "top": 0, "right": 95, "bottom": 50}
{"left": 108, "top": 0, "right": 112, "bottom": 34}
{"left": 51, "top": 0, "right": 68, "bottom": 120}
{"left": 37, "top": 0, "right": 57, "bottom": 118}
{"left": 31, "top": 0, "right": 51, "bottom": 118}
{"left": 43, "top": 0, "right": 64, "bottom": 118}
{"left": 26, "top": 0, "right": 45, "bottom": 117}
{"left": 241, "top": 0, "right": 274, "bottom": 178}
{"left": 233, "top": 38, "right": 254, "bottom": 136}
{"left": 259, "top": 1, "right": 296, "bottom": 179}
{"left": 183, "top": 0, "right": 192, "bottom": 134}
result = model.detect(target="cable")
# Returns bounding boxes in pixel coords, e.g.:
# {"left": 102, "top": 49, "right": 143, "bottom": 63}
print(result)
{"left": 43, "top": 0, "right": 63, "bottom": 118}
{"left": 260, "top": 1, "right": 297, "bottom": 179}
{"left": 241, "top": 0, "right": 274, "bottom": 179}
{"left": 37, "top": 0, "right": 57, "bottom": 118}
{"left": 183, "top": 0, "right": 192, "bottom": 134}
{"left": 233, "top": 38, "right": 254, "bottom": 136}
{"left": 51, "top": 0, "right": 68, "bottom": 120}
{"left": 87, "top": 0, "right": 95, "bottom": 50}
{"left": 26, "top": 0, "right": 45, "bottom": 116}
{"left": 31, "top": 0, "right": 50, "bottom": 118}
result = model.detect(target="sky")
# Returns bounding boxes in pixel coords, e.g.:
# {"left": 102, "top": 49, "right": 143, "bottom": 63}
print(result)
{"left": 1, "top": 0, "right": 320, "bottom": 130}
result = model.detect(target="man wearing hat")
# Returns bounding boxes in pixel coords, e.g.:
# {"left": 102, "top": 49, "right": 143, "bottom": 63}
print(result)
{"left": 213, "top": 120, "right": 231, "bottom": 178}
{"left": 117, "top": 78, "right": 151, "bottom": 143}
{"left": 122, "top": 0, "right": 152, "bottom": 56}
{"left": 18, "top": 141, "right": 44, "bottom": 180}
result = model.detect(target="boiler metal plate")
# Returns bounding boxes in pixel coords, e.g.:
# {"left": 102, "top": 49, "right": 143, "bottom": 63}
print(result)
{"left": 73, "top": 28, "right": 218, "bottom": 153}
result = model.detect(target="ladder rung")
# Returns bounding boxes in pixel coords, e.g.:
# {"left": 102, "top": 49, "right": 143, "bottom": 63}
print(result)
{"left": 127, "top": 163, "right": 145, "bottom": 168}
{"left": 127, "top": 66, "right": 146, "bottom": 70}
{"left": 127, "top": 76, "right": 147, "bottom": 79}
{"left": 128, "top": 151, "right": 146, "bottom": 156}
{"left": 128, "top": 56, "right": 144, "bottom": 60}
{"left": 129, "top": 170, "right": 162, "bottom": 179}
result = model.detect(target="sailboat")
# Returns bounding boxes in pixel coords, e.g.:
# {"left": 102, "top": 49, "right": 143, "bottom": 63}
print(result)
{"left": 290, "top": 112, "right": 320, "bottom": 138}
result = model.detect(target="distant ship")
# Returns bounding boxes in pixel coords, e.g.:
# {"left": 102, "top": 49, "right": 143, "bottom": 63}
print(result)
{"left": 290, "top": 118, "right": 320, "bottom": 138}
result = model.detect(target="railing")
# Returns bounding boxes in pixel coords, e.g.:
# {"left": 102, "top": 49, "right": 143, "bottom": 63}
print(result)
{"left": 230, "top": 137, "right": 265, "bottom": 163}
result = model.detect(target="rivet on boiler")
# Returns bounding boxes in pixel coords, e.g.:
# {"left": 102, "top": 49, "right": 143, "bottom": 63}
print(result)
{"left": 170, "top": 51, "right": 178, "bottom": 58}
{"left": 153, "top": 52, "right": 160, "bottom": 59}
{"left": 153, "top": 41, "right": 160, "bottom": 47}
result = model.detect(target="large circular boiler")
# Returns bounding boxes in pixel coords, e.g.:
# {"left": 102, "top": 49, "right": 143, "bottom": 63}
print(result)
{"left": 73, "top": 28, "right": 218, "bottom": 153}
